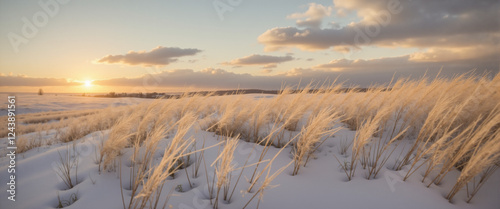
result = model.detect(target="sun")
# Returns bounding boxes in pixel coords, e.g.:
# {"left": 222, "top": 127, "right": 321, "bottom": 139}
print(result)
{"left": 84, "top": 80, "right": 93, "bottom": 87}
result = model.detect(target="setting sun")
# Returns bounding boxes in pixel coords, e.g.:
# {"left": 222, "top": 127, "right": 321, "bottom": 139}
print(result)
{"left": 84, "top": 80, "right": 93, "bottom": 87}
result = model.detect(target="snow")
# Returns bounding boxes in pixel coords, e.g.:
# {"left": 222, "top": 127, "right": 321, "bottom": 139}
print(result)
{"left": 0, "top": 94, "right": 499, "bottom": 209}
{"left": 0, "top": 93, "right": 149, "bottom": 116}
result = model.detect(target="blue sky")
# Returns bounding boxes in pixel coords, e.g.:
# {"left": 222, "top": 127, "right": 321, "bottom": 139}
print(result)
{"left": 0, "top": 0, "right": 498, "bottom": 92}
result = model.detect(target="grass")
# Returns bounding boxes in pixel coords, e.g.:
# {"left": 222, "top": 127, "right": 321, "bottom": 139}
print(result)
{"left": 16, "top": 136, "right": 41, "bottom": 153}
{"left": 56, "top": 191, "right": 79, "bottom": 208}
{"left": 54, "top": 145, "right": 79, "bottom": 189}
{"left": 126, "top": 112, "right": 197, "bottom": 209}
{"left": 212, "top": 135, "right": 239, "bottom": 209}
{"left": 335, "top": 109, "right": 385, "bottom": 181}
{"left": 446, "top": 109, "right": 500, "bottom": 202}
{"left": 2, "top": 106, "right": 128, "bottom": 154}
{"left": 99, "top": 113, "right": 136, "bottom": 172}
{"left": 292, "top": 108, "right": 340, "bottom": 175}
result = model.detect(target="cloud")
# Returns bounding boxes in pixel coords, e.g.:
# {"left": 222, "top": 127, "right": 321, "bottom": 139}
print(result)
{"left": 0, "top": 75, "right": 80, "bottom": 86}
{"left": 314, "top": 56, "right": 413, "bottom": 70}
{"left": 93, "top": 68, "right": 274, "bottom": 89}
{"left": 287, "top": 3, "right": 333, "bottom": 29}
{"left": 91, "top": 65, "right": 498, "bottom": 90}
{"left": 261, "top": 69, "right": 273, "bottom": 74}
{"left": 222, "top": 54, "right": 294, "bottom": 68}
{"left": 96, "top": 46, "right": 202, "bottom": 66}
{"left": 313, "top": 55, "right": 500, "bottom": 75}
{"left": 258, "top": 0, "right": 500, "bottom": 62}
{"left": 408, "top": 46, "right": 500, "bottom": 63}
{"left": 263, "top": 64, "right": 277, "bottom": 69}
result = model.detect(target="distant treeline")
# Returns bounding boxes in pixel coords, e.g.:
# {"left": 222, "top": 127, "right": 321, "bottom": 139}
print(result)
{"left": 90, "top": 88, "right": 377, "bottom": 99}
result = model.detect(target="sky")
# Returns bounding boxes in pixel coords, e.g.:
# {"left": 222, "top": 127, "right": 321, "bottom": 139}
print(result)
{"left": 0, "top": 0, "right": 499, "bottom": 93}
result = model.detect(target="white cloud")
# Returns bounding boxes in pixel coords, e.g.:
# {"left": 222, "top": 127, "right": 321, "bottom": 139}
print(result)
{"left": 96, "top": 46, "right": 202, "bottom": 66}
{"left": 287, "top": 3, "right": 333, "bottom": 29}
{"left": 222, "top": 54, "right": 294, "bottom": 67}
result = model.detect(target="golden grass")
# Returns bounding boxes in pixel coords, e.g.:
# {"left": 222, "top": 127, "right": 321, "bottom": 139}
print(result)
{"left": 212, "top": 135, "right": 239, "bottom": 209}
{"left": 100, "top": 112, "right": 137, "bottom": 171}
{"left": 292, "top": 108, "right": 341, "bottom": 175}
{"left": 126, "top": 112, "right": 198, "bottom": 209}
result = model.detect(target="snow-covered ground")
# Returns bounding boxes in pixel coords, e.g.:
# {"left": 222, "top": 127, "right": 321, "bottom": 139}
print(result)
{"left": 0, "top": 94, "right": 498, "bottom": 209}
{"left": 0, "top": 93, "right": 149, "bottom": 115}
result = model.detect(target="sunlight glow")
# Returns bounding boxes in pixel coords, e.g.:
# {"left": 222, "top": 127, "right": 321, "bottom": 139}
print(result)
{"left": 84, "top": 80, "right": 93, "bottom": 87}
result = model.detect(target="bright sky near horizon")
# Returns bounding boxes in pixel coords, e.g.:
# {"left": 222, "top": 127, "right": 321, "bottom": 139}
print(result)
{"left": 0, "top": 0, "right": 498, "bottom": 93}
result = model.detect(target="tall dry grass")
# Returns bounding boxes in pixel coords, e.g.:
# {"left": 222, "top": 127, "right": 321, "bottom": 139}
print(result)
{"left": 211, "top": 135, "right": 239, "bottom": 209}
{"left": 209, "top": 96, "right": 250, "bottom": 138}
{"left": 127, "top": 112, "right": 197, "bottom": 209}
{"left": 292, "top": 108, "right": 341, "bottom": 175}
{"left": 446, "top": 118, "right": 500, "bottom": 202}
{"left": 99, "top": 112, "right": 137, "bottom": 172}
{"left": 124, "top": 123, "right": 168, "bottom": 209}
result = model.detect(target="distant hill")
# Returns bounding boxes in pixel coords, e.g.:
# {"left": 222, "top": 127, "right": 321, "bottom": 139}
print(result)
{"left": 91, "top": 88, "right": 374, "bottom": 99}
